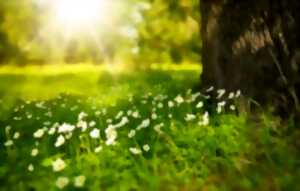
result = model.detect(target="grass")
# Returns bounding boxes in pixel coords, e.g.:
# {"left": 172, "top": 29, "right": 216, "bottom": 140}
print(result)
{"left": 0, "top": 64, "right": 300, "bottom": 191}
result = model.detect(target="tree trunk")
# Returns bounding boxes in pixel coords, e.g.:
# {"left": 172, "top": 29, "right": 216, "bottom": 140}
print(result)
{"left": 200, "top": 0, "right": 300, "bottom": 114}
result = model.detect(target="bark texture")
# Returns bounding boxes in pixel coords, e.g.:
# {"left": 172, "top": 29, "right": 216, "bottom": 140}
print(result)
{"left": 200, "top": 0, "right": 300, "bottom": 113}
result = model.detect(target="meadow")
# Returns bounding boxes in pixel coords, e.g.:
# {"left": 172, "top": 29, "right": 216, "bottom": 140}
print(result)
{"left": 0, "top": 64, "right": 299, "bottom": 191}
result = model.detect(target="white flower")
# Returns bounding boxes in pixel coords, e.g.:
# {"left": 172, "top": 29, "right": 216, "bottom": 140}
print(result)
{"left": 174, "top": 95, "right": 184, "bottom": 104}
{"left": 94, "top": 146, "right": 103, "bottom": 153}
{"left": 5, "top": 126, "right": 11, "bottom": 133}
{"left": 102, "top": 108, "right": 107, "bottom": 115}
{"left": 105, "top": 126, "right": 117, "bottom": 145}
{"left": 218, "top": 101, "right": 226, "bottom": 107}
{"left": 89, "top": 128, "right": 100, "bottom": 139}
{"left": 114, "top": 117, "right": 129, "bottom": 128}
{"left": 74, "top": 175, "right": 86, "bottom": 188}
{"left": 154, "top": 123, "right": 164, "bottom": 134}
{"left": 191, "top": 92, "right": 201, "bottom": 102}
{"left": 199, "top": 112, "right": 209, "bottom": 126}
{"left": 168, "top": 101, "right": 175, "bottom": 108}
{"left": 55, "top": 135, "right": 65, "bottom": 147}
{"left": 129, "top": 147, "right": 142, "bottom": 155}
{"left": 228, "top": 92, "right": 235, "bottom": 99}
{"left": 230, "top": 105, "right": 236, "bottom": 111}
{"left": 56, "top": 177, "right": 69, "bottom": 189}
{"left": 157, "top": 103, "right": 163, "bottom": 108}
{"left": 65, "top": 132, "right": 72, "bottom": 139}
{"left": 31, "top": 148, "right": 39, "bottom": 157}
{"left": 78, "top": 112, "right": 87, "bottom": 120}
{"left": 151, "top": 113, "right": 157, "bottom": 120}
{"left": 89, "top": 121, "right": 96, "bottom": 127}
{"left": 196, "top": 101, "right": 204, "bottom": 108}
{"left": 33, "top": 129, "right": 44, "bottom": 138}
{"left": 106, "top": 119, "right": 112, "bottom": 124}
{"left": 52, "top": 158, "right": 66, "bottom": 172}
{"left": 128, "top": 129, "right": 136, "bottom": 138}
{"left": 132, "top": 111, "right": 140, "bottom": 118}
{"left": 48, "top": 127, "right": 56, "bottom": 135}
{"left": 115, "top": 111, "right": 124, "bottom": 119}
{"left": 4, "top": 140, "right": 13, "bottom": 147}
{"left": 95, "top": 111, "right": 101, "bottom": 116}
{"left": 185, "top": 114, "right": 196, "bottom": 121}
{"left": 28, "top": 164, "right": 34, "bottom": 172}
{"left": 136, "top": 119, "right": 150, "bottom": 130}
{"left": 13, "top": 132, "right": 20, "bottom": 139}
{"left": 13, "top": 116, "right": 22, "bottom": 121}
{"left": 217, "top": 101, "right": 226, "bottom": 113}
{"left": 236, "top": 90, "right": 241, "bottom": 98}
{"left": 143, "top": 144, "right": 150, "bottom": 152}
{"left": 217, "top": 106, "right": 222, "bottom": 114}
{"left": 43, "top": 121, "right": 51, "bottom": 126}
{"left": 58, "top": 123, "right": 75, "bottom": 133}
{"left": 206, "top": 86, "right": 214, "bottom": 92}
{"left": 127, "top": 110, "right": 132, "bottom": 116}
{"left": 217, "top": 89, "right": 226, "bottom": 99}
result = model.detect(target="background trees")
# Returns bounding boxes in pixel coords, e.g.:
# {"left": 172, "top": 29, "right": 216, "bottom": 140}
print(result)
{"left": 0, "top": 0, "right": 200, "bottom": 66}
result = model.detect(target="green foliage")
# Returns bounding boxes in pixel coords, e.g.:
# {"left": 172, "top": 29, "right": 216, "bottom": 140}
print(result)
{"left": 0, "top": 65, "right": 299, "bottom": 190}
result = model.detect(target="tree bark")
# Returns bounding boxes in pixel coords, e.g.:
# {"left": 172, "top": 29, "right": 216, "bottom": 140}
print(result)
{"left": 200, "top": 0, "right": 300, "bottom": 114}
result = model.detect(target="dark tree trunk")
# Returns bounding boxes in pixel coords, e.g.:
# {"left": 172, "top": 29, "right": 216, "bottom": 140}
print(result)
{"left": 200, "top": 0, "right": 300, "bottom": 114}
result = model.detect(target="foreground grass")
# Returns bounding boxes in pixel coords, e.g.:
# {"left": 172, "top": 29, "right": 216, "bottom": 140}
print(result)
{"left": 0, "top": 64, "right": 299, "bottom": 191}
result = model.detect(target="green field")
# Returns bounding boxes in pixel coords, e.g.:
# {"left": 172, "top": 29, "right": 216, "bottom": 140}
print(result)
{"left": 1, "top": 65, "right": 299, "bottom": 191}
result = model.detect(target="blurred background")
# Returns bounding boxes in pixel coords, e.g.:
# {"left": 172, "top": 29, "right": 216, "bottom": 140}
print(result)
{"left": 0, "top": 0, "right": 200, "bottom": 69}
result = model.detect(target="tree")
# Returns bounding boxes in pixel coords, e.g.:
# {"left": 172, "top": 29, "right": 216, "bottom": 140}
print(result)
{"left": 200, "top": 0, "right": 300, "bottom": 114}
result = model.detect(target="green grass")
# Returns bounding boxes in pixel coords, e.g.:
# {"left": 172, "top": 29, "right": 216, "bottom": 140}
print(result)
{"left": 0, "top": 64, "right": 299, "bottom": 191}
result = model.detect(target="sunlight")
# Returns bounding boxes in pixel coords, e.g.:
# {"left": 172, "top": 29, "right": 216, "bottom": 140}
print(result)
{"left": 53, "top": 0, "right": 108, "bottom": 29}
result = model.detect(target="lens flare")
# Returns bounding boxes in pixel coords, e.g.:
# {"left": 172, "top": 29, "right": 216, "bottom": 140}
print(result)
{"left": 53, "top": 0, "right": 107, "bottom": 29}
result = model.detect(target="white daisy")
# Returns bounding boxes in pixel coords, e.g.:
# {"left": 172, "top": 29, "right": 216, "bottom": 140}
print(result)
{"left": 31, "top": 148, "right": 39, "bottom": 157}
{"left": 228, "top": 92, "right": 235, "bottom": 99}
{"left": 13, "top": 132, "right": 20, "bottom": 139}
{"left": 196, "top": 101, "right": 204, "bottom": 108}
{"left": 78, "top": 112, "right": 87, "bottom": 120}
{"left": 4, "top": 140, "right": 13, "bottom": 147}
{"left": 94, "top": 146, "right": 103, "bottom": 153}
{"left": 89, "top": 128, "right": 100, "bottom": 139}
{"left": 74, "top": 175, "right": 86, "bottom": 188}
{"left": 55, "top": 135, "right": 65, "bottom": 147}
{"left": 143, "top": 144, "right": 150, "bottom": 152}
{"left": 136, "top": 119, "right": 150, "bottom": 130}
{"left": 185, "top": 114, "right": 196, "bottom": 121}
{"left": 89, "top": 121, "right": 96, "bottom": 127}
{"left": 105, "top": 125, "right": 117, "bottom": 145}
{"left": 151, "top": 113, "right": 158, "bottom": 120}
{"left": 56, "top": 177, "right": 69, "bottom": 189}
{"left": 129, "top": 147, "right": 142, "bottom": 155}
{"left": 230, "top": 105, "right": 236, "bottom": 111}
{"left": 33, "top": 129, "right": 44, "bottom": 138}
{"left": 128, "top": 129, "right": 136, "bottom": 138}
{"left": 199, "top": 112, "right": 209, "bottom": 126}
{"left": 206, "top": 86, "right": 214, "bottom": 92}
{"left": 217, "top": 89, "right": 226, "bottom": 99}
{"left": 174, "top": 95, "right": 184, "bottom": 104}
{"left": 48, "top": 127, "right": 56, "bottom": 135}
{"left": 58, "top": 123, "right": 75, "bottom": 133}
{"left": 168, "top": 101, "right": 175, "bottom": 108}
{"left": 28, "top": 164, "right": 34, "bottom": 172}
{"left": 52, "top": 158, "right": 66, "bottom": 172}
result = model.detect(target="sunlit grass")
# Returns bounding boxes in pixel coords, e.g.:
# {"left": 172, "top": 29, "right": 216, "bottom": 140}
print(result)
{"left": 0, "top": 64, "right": 299, "bottom": 191}
{"left": 0, "top": 63, "right": 200, "bottom": 105}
